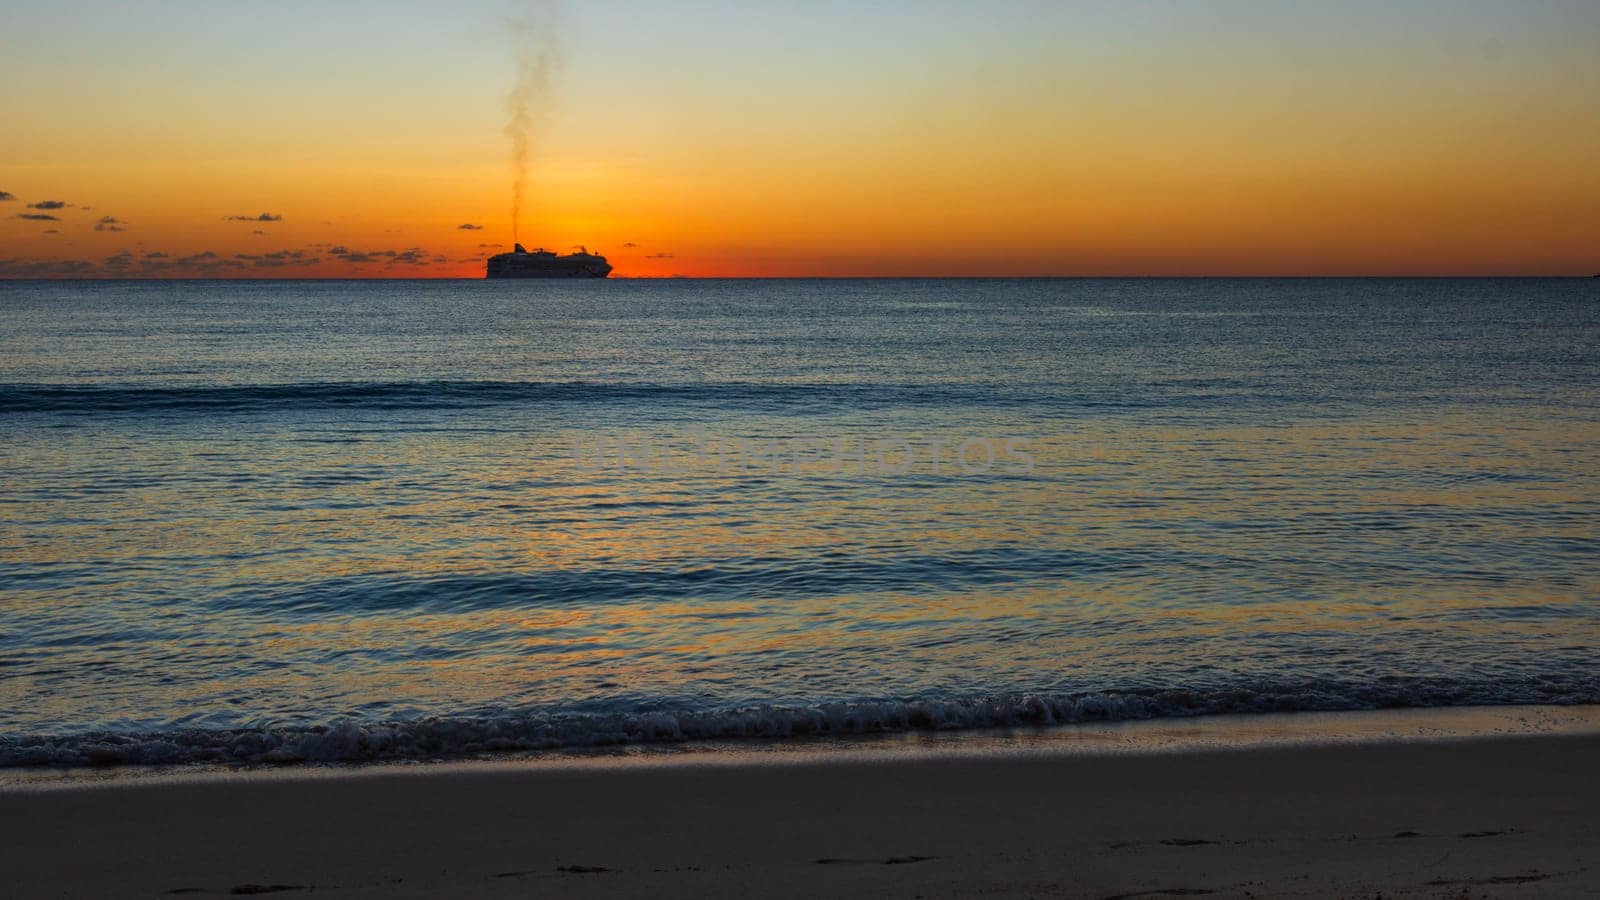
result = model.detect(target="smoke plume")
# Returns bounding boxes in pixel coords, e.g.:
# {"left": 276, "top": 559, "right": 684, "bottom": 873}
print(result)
{"left": 504, "top": 4, "right": 564, "bottom": 246}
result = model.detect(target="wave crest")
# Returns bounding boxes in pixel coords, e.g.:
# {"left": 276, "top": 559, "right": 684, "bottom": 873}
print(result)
{"left": 6, "top": 680, "right": 1597, "bottom": 769}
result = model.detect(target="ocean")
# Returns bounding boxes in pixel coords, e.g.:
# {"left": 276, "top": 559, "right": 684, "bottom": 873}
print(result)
{"left": 1, "top": 277, "right": 1596, "bottom": 767}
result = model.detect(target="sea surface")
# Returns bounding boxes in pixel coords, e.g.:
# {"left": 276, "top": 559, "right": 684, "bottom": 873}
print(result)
{"left": 1, "top": 278, "right": 1597, "bottom": 767}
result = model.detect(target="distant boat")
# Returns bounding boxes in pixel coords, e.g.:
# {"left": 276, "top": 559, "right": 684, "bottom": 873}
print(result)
{"left": 486, "top": 244, "right": 612, "bottom": 279}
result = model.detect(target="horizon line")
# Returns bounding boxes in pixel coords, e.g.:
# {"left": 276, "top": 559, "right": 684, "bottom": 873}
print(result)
{"left": 3, "top": 274, "right": 1597, "bottom": 282}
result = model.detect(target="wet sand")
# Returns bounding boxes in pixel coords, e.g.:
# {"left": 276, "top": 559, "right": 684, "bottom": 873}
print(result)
{"left": 2, "top": 707, "right": 1597, "bottom": 899}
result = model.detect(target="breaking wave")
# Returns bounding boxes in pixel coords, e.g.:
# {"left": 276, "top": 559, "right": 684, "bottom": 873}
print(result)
{"left": 0, "top": 380, "right": 1008, "bottom": 414}
{"left": 0, "top": 379, "right": 1322, "bottom": 416}
{"left": 6, "top": 680, "right": 1597, "bottom": 769}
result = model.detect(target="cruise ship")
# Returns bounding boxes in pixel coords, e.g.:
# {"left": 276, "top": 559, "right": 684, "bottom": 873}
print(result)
{"left": 485, "top": 244, "right": 612, "bottom": 278}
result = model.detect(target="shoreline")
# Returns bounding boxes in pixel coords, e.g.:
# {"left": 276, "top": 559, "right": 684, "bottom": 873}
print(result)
{"left": 5, "top": 705, "right": 1598, "bottom": 898}
{"left": 5, "top": 703, "right": 1599, "bottom": 790}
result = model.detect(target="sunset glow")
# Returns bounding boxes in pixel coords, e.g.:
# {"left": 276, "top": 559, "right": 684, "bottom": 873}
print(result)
{"left": 3, "top": 1, "right": 1597, "bottom": 277}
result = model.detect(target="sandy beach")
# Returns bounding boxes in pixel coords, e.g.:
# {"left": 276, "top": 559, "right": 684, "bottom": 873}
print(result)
{"left": 8, "top": 2, "right": 1600, "bottom": 894}
{"left": 3, "top": 707, "right": 1597, "bottom": 899}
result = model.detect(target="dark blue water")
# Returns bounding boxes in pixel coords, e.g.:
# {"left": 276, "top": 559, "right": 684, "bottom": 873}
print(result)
{"left": 1, "top": 278, "right": 1596, "bottom": 766}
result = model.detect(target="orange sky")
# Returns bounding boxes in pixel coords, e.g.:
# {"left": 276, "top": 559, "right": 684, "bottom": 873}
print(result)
{"left": 2, "top": 2, "right": 1598, "bottom": 277}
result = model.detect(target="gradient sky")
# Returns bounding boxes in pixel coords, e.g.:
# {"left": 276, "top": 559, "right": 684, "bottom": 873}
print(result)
{"left": 2, "top": 0, "right": 1597, "bottom": 277}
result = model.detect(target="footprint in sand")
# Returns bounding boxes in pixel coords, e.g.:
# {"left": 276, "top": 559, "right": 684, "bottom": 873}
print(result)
{"left": 813, "top": 855, "right": 939, "bottom": 865}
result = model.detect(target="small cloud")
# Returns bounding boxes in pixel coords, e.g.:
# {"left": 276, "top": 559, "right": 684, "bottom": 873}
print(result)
{"left": 28, "top": 200, "right": 69, "bottom": 210}
{"left": 478, "top": 242, "right": 504, "bottom": 248}
{"left": 44, "top": 229, "right": 59, "bottom": 234}
{"left": 16, "top": 213, "right": 60, "bottom": 221}
{"left": 330, "top": 245, "right": 384, "bottom": 263}
{"left": 326, "top": 243, "right": 438, "bottom": 264}
{"left": 224, "top": 213, "right": 283, "bottom": 222}
{"left": 645, "top": 252, "right": 674, "bottom": 259}
{"left": 0, "top": 258, "right": 97, "bottom": 277}
{"left": 159, "top": 250, "right": 245, "bottom": 274}
{"left": 326, "top": 245, "right": 434, "bottom": 266}
{"left": 95, "top": 216, "right": 126, "bottom": 232}
{"left": 622, "top": 242, "right": 638, "bottom": 248}
{"left": 457, "top": 223, "right": 484, "bottom": 230}
{"left": 251, "top": 230, "right": 267, "bottom": 236}
{"left": 0, "top": 191, "right": 14, "bottom": 201}
{"left": 237, "top": 249, "right": 322, "bottom": 268}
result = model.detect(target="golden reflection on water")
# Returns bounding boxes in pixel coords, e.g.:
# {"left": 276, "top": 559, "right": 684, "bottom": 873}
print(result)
{"left": 6, "top": 398, "right": 1598, "bottom": 731}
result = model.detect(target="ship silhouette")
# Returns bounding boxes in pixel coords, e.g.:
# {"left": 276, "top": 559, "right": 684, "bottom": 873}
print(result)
{"left": 486, "top": 244, "right": 612, "bottom": 278}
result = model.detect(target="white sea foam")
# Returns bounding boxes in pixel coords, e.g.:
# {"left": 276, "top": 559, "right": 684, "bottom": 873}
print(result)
{"left": 5, "top": 683, "right": 1597, "bottom": 769}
